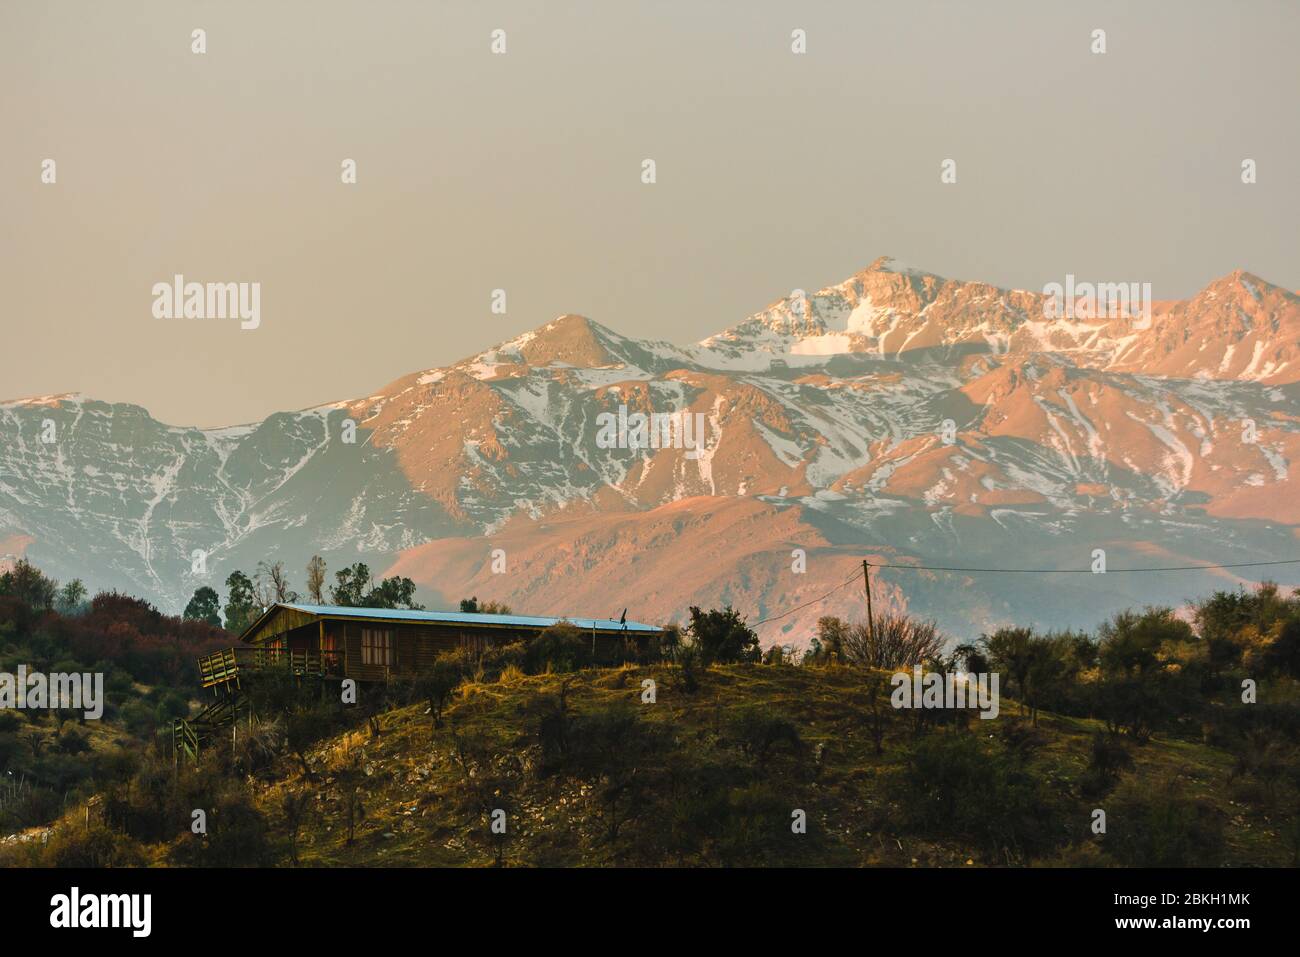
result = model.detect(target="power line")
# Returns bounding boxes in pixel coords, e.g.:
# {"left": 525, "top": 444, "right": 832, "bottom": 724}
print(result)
{"left": 866, "top": 558, "right": 1300, "bottom": 574}
{"left": 749, "top": 556, "right": 1300, "bottom": 629}
{"left": 754, "top": 568, "right": 862, "bottom": 625}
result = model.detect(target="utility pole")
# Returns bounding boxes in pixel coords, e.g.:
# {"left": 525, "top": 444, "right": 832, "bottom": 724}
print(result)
{"left": 862, "top": 560, "right": 875, "bottom": 644}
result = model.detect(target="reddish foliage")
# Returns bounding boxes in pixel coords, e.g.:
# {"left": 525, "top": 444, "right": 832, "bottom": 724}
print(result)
{"left": 2, "top": 590, "right": 229, "bottom": 686}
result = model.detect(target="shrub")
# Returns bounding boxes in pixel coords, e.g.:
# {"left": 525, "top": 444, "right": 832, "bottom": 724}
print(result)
{"left": 1093, "top": 670, "right": 1200, "bottom": 743}
{"left": 44, "top": 822, "right": 148, "bottom": 868}
{"left": 672, "top": 641, "right": 702, "bottom": 693}
{"left": 686, "top": 606, "right": 759, "bottom": 664}
{"left": 709, "top": 782, "right": 808, "bottom": 866}
{"left": 169, "top": 791, "right": 272, "bottom": 867}
{"left": 566, "top": 702, "right": 673, "bottom": 847}
{"left": 728, "top": 707, "right": 804, "bottom": 769}
{"left": 843, "top": 614, "right": 945, "bottom": 670}
{"left": 1098, "top": 607, "right": 1193, "bottom": 676}
{"left": 57, "top": 726, "right": 91, "bottom": 755}
{"left": 231, "top": 718, "right": 285, "bottom": 776}
{"left": 1080, "top": 731, "right": 1134, "bottom": 797}
{"left": 0, "top": 785, "right": 61, "bottom": 832}
{"left": 412, "top": 655, "right": 465, "bottom": 729}
{"left": 1104, "top": 779, "right": 1225, "bottom": 866}
{"left": 889, "top": 734, "right": 1063, "bottom": 861}
{"left": 524, "top": 622, "right": 590, "bottom": 673}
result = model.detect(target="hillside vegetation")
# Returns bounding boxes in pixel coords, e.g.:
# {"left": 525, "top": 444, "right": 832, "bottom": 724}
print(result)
{"left": 7, "top": 659, "right": 1298, "bottom": 868}
{"left": 3, "top": 558, "right": 1299, "bottom": 868}
{"left": 247, "top": 663, "right": 1296, "bottom": 868}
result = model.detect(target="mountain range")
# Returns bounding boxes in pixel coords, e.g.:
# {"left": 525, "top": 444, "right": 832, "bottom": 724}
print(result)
{"left": 3, "top": 258, "right": 1298, "bottom": 645}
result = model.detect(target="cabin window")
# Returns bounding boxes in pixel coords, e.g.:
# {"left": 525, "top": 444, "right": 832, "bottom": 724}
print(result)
{"left": 361, "top": 628, "right": 394, "bottom": 666}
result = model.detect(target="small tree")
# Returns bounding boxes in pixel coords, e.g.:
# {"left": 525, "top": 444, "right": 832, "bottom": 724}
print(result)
{"left": 223, "top": 570, "right": 258, "bottom": 633}
{"left": 862, "top": 670, "right": 891, "bottom": 755}
{"left": 525, "top": 622, "right": 589, "bottom": 673}
{"left": 281, "top": 792, "right": 311, "bottom": 866}
{"left": 330, "top": 563, "right": 372, "bottom": 607}
{"left": 568, "top": 703, "right": 670, "bottom": 851}
{"left": 460, "top": 596, "right": 511, "bottom": 614}
{"left": 843, "top": 613, "right": 944, "bottom": 670}
{"left": 255, "top": 560, "right": 298, "bottom": 605}
{"left": 365, "top": 575, "right": 423, "bottom": 610}
{"left": 55, "top": 579, "right": 88, "bottom": 616}
{"left": 687, "top": 606, "right": 759, "bottom": 664}
{"left": 815, "top": 616, "right": 848, "bottom": 662}
{"left": 284, "top": 709, "right": 321, "bottom": 783}
{"left": 0, "top": 559, "right": 58, "bottom": 610}
{"left": 332, "top": 563, "right": 423, "bottom": 609}
{"left": 415, "top": 656, "right": 464, "bottom": 731}
{"left": 729, "top": 707, "right": 803, "bottom": 769}
{"left": 449, "top": 730, "right": 514, "bottom": 866}
{"left": 982, "top": 627, "right": 1035, "bottom": 716}
{"left": 183, "top": 586, "right": 223, "bottom": 628}
{"left": 305, "top": 555, "right": 327, "bottom": 604}
{"left": 1081, "top": 731, "right": 1133, "bottom": 797}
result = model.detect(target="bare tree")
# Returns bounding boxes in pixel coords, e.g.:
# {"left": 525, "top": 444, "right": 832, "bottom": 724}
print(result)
{"left": 842, "top": 613, "right": 945, "bottom": 670}
{"left": 306, "top": 555, "right": 327, "bottom": 604}
{"left": 281, "top": 792, "right": 311, "bottom": 866}
{"left": 255, "top": 560, "right": 299, "bottom": 606}
{"left": 860, "top": 670, "right": 893, "bottom": 754}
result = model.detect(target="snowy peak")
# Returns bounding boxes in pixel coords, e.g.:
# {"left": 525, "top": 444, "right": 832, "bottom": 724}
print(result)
{"left": 1, "top": 258, "right": 1297, "bottom": 636}
{"left": 1109, "top": 270, "right": 1300, "bottom": 383}
{"left": 700, "top": 257, "right": 1044, "bottom": 367}
{"left": 698, "top": 260, "right": 1300, "bottom": 384}
{"left": 1188, "top": 269, "right": 1298, "bottom": 325}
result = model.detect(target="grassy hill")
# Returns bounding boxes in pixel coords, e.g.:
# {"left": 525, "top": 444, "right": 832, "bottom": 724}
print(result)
{"left": 4, "top": 558, "right": 1297, "bottom": 868}
{"left": 113, "top": 662, "right": 1291, "bottom": 868}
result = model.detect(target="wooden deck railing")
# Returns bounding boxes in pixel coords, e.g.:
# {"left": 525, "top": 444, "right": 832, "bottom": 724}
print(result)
{"left": 172, "top": 716, "right": 199, "bottom": 763}
{"left": 198, "top": 647, "right": 333, "bottom": 689}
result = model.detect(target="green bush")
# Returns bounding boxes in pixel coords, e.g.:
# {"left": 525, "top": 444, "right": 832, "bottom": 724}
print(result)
{"left": 525, "top": 622, "right": 590, "bottom": 673}
{"left": 168, "top": 790, "right": 272, "bottom": 867}
{"left": 686, "top": 606, "right": 759, "bottom": 664}
{"left": 889, "top": 734, "right": 1064, "bottom": 861}
{"left": 44, "top": 823, "right": 148, "bottom": 868}
{"left": 1080, "top": 731, "right": 1134, "bottom": 797}
{"left": 728, "top": 707, "right": 804, "bottom": 769}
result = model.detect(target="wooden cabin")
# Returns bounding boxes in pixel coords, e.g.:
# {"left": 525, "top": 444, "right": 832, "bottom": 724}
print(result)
{"left": 197, "top": 602, "right": 664, "bottom": 693}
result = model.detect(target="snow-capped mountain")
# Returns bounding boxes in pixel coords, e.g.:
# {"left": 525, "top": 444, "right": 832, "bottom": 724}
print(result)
{"left": 3, "top": 259, "right": 1297, "bottom": 644}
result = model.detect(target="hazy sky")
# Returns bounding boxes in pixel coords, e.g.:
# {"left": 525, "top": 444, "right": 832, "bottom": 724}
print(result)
{"left": 2, "top": 0, "right": 1296, "bottom": 426}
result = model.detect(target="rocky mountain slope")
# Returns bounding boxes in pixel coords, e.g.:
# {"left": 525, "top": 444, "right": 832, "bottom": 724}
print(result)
{"left": 3, "top": 259, "right": 1297, "bottom": 644}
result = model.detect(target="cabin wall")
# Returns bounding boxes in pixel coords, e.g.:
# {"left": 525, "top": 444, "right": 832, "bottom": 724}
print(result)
{"left": 284, "top": 623, "right": 317, "bottom": 653}
{"left": 333, "top": 621, "right": 518, "bottom": 681}
{"left": 269, "top": 616, "right": 658, "bottom": 683}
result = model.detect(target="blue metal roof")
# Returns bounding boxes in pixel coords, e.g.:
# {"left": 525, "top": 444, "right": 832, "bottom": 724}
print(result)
{"left": 279, "top": 603, "right": 662, "bottom": 633}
